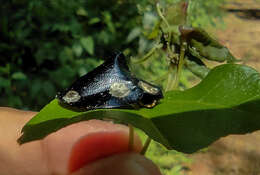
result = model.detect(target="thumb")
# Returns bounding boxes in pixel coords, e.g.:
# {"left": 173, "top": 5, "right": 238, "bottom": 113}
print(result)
{"left": 72, "top": 153, "right": 162, "bottom": 175}
{"left": 0, "top": 107, "right": 161, "bottom": 175}
{"left": 42, "top": 119, "right": 161, "bottom": 175}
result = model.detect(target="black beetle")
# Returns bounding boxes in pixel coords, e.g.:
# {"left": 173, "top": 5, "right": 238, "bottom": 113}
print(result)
{"left": 56, "top": 52, "right": 163, "bottom": 110}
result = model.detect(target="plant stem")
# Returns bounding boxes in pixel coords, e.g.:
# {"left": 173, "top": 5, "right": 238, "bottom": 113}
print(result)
{"left": 156, "top": 3, "right": 170, "bottom": 29}
{"left": 140, "top": 137, "right": 152, "bottom": 155}
{"left": 157, "top": 2, "right": 181, "bottom": 91}
{"left": 172, "top": 41, "right": 186, "bottom": 89}
{"left": 165, "top": 63, "right": 176, "bottom": 91}
{"left": 128, "top": 124, "right": 134, "bottom": 151}
{"left": 156, "top": 3, "right": 172, "bottom": 55}
{"left": 131, "top": 44, "right": 163, "bottom": 64}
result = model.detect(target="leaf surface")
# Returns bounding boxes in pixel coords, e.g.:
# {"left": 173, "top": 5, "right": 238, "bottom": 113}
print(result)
{"left": 80, "top": 36, "right": 94, "bottom": 55}
{"left": 19, "top": 64, "right": 260, "bottom": 153}
{"left": 184, "top": 54, "right": 210, "bottom": 79}
{"left": 181, "top": 27, "right": 238, "bottom": 63}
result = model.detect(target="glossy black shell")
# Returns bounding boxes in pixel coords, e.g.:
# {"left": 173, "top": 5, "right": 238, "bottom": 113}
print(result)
{"left": 56, "top": 53, "right": 163, "bottom": 110}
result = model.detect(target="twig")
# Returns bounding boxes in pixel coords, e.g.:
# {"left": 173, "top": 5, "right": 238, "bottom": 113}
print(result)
{"left": 156, "top": 3, "right": 170, "bottom": 28}
{"left": 131, "top": 43, "right": 163, "bottom": 64}
{"left": 172, "top": 41, "right": 186, "bottom": 89}
{"left": 140, "top": 137, "right": 152, "bottom": 155}
{"left": 128, "top": 124, "right": 134, "bottom": 151}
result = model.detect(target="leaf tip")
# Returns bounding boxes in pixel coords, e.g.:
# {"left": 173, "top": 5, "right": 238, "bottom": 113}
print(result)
{"left": 17, "top": 135, "right": 25, "bottom": 145}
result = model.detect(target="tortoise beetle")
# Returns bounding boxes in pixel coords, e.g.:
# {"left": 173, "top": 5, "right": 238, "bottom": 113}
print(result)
{"left": 56, "top": 52, "right": 163, "bottom": 110}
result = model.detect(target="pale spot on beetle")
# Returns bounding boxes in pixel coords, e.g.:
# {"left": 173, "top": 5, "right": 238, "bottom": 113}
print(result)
{"left": 138, "top": 81, "right": 159, "bottom": 95}
{"left": 109, "top": 82, "right": 131, "bottom": 98}
{"left": 62, "top": 90, "right": 81, "bottom": 103}
{"left": 139, "top": 100, "right": 158, "bottom": 108}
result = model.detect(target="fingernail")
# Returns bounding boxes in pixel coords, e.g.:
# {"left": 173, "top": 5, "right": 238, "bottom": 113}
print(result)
{"left": 68, "top": 131, "right": 141, "bottom": 173}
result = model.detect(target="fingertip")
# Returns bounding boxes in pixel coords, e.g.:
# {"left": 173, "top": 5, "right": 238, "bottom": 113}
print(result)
{"left": 71, "top": 153, "right": 162, "bottom": 175}
{"left": 42, "top": 120, "right": 143, "bottom": 175}
{"left": 68, "top": 131, "right": 142, "bottom": 173}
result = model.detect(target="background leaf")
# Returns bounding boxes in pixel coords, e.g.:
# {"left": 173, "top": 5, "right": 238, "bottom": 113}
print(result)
{"left": 184, "top": 27, "right": 238, "bottom": 63}
{"left": 80, "top": 37, "right": 94, "bottom": 55}
{"left": 19, "top": 64, "right": 260, "bottom": 154}
{"left": 184, "top": 54, "right": 210, "bottom": 79}
{"left": 11, "top": 72, "right": 27, "bottom": 80}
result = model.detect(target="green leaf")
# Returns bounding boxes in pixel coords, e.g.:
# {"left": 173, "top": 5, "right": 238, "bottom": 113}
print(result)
{"left": 0, "top": 64, "right": 10, "bottom": 74}
{"left": 88, "top": 17, "right": 101, "bottom": 25}
{"left": 184, "top": 54, "right": 210, "bottom": 79}
{"left": 11, "top": 72, "right": 27, "bottom": 80}
{"left": 180, "top": 27, "right": 238, "bottom": 63}
{"left": 18, "top": 64, "right": 260, "bottom": 154}
{"left": 80, "top": 37, "right": 94, "bottom": 55}
{"left": 72, "top": 43, "right": 83, "bottom": 57}
{"left": 0, "top": 77, "right": 11, "bottom": 88}
{"left": 76, "top": 7, "right": 88, "bottom": 17}
{"left": 190, "top": 39, "right": 235, "bottom": 63}
{"left": 126, "top": 27, "right": 141, "bottom": 43}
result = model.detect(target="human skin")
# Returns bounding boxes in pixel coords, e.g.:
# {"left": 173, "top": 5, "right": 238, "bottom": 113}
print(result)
{"left": 0, "top": 107, "right": 162, "bottom": 175}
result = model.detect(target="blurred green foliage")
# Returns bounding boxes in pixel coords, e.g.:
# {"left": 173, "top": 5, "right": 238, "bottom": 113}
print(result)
{"left": 187, "top": 0, "right": 226, "bottom": 27}
{"left": 0, "top": 0, "right": 227, "bottom": 110}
